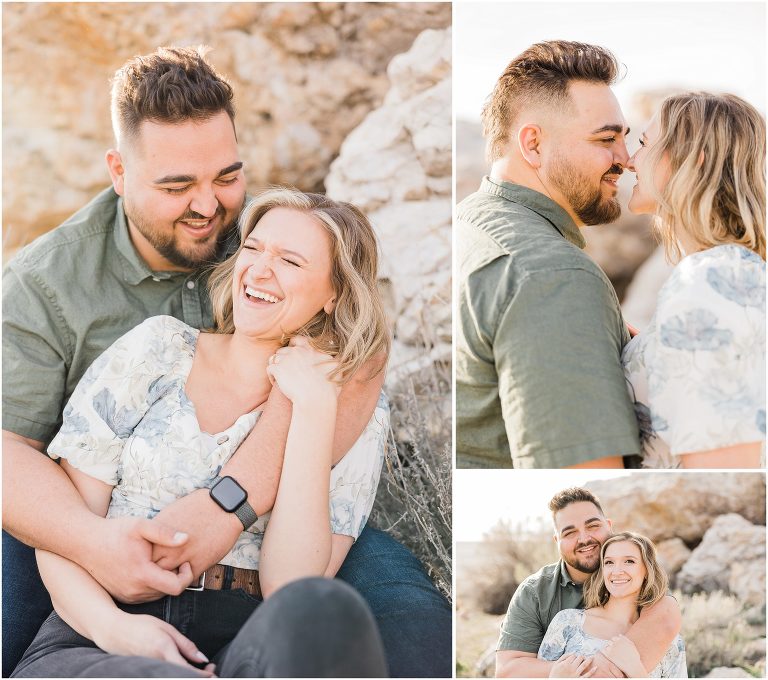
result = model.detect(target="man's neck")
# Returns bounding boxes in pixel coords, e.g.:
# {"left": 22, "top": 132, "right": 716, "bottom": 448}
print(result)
{"left": 489, "top": 158, "right": 583, "bottom": 227}
{"left": 563, "top": 560, "right": 592, "bottom": 585}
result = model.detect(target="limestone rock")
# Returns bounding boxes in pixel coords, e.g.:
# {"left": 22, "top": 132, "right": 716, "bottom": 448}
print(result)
{"left": 326, "top": 28, "right": 452, "bottom": 410}
{"left": 2, "top": 2, "right": 451, "bottom": 256}
{"left": 703, "top": 668, "right": 753, "bottom": 678}
{"left": 656, "top": 537, "right": 691, "bottom": 578}
{"left": 677, "top": 514, "right": 766, "bottom": 606}
{"left": 586, "top": 473, "right": 765, "bottom": 544}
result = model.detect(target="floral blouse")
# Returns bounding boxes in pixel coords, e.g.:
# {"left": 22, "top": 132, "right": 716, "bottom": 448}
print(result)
{"left": 622, "top": 245, "right": 765, "bottom": 467}
{"left": 539, "top": 609, "right": 687, "bottom": 678}
{"left": 48, "top": 315, "right": 388, "bottom": 570}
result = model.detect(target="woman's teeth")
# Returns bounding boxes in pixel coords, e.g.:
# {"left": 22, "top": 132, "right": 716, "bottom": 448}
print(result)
{"left": 245, "top": 286, "right": 278, "bottom": 303}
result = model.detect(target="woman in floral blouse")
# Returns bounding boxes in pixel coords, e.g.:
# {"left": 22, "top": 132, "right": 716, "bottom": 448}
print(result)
{"left": 622, "top": 92, "right": 765, "bottom": 468}
{"left": 14, "top": 189, "right": 391, "bottom": 678}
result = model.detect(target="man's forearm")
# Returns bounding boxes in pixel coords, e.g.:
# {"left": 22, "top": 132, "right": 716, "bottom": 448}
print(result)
{"left": 625, "top": 596, "right": 681, "bottom": 671}
{"left": 496, "top": 653, "right": 553, "bottom": 678}
{"left": 2, "top": 432, "right": 100, "bottom": 560}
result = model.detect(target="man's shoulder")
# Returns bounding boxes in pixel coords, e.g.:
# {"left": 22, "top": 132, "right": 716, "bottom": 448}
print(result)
{"left": 516, "top": 562, "right": 562, "bottom": 596}
{"left": 10, "top": 188, "right": 119, "bottom": 272}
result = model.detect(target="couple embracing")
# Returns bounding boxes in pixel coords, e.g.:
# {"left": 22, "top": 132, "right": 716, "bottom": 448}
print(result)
{"left": 457, "top": 40, "right": 765, "bottom": 469}
{"left": 2, "top": 46, "right": 450, "bottom": 677}
{"left": 496, "top": 487, "right": 687, "bottom": 678}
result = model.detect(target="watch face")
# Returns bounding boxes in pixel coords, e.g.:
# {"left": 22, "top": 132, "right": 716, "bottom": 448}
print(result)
{"left": 211, "top": 476, "right": 247, "bottom": 512}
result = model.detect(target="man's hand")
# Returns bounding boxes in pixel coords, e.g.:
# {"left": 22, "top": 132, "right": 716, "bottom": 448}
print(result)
{"left": 91, "top": 516, "right": 195, "bottom": 603}
{"left": 549, "top": 654, "right": 595, "bottom": 678}
{"left": 151, "top": 489, "right": 242, "bottom": 574}
{"left": 590, "top": 652, "right": 625, "bottom": 678}
{"left": 601, "top": 636, "right": 647, "bottom": 678}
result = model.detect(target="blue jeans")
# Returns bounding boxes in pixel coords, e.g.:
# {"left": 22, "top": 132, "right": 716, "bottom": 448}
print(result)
{"left": 2, "top": 527, "right": 451, "bottom": 677}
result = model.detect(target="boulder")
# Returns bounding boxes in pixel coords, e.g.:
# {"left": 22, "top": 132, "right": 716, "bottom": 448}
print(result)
{"left": 326, "top": 27, "right": 452, "bottom": 427}
{"left": 677, "top": 514, "right": 765, "bottom": 606}
{"left": 656, "top": 537, "right": 691, "bottom": 578}
{"left": 587, "top": 473, "right": 765, "bottom": 544}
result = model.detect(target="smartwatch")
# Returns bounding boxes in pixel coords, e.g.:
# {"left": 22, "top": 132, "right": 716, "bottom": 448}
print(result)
{"left": 209, "top": 476, "right": 258, "bottom": 530}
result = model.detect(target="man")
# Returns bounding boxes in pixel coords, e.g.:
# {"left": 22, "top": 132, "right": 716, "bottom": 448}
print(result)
{"left": 496, "top": 487, "right": 682, "bottom": 677}
{"left": 456, "top": 41, "right": 640, "bottom": 468}
{"left": 2, "top": 46, "right": 450, "bottom": 677}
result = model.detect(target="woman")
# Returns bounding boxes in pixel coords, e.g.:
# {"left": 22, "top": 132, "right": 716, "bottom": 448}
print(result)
{"left": 622, "top": 92, "right": 765, "bottom": 468}
{"left": 539, "top": 532, "right": 687, "bottom": 678}
{"left": 13, "top": 189, "right": 391, "bottom": 678}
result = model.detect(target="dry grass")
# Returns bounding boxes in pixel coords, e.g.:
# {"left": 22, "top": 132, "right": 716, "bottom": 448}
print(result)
{"left": 370, "top": 349, "right": 452, "bottom": 600}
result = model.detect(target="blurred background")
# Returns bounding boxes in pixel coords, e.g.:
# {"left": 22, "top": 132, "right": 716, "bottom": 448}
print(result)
{"left": 2, "top": 2, "right": 452, "bottom": 598}
{"left": 455, "top": 470, "right": 767, "bottom": 678}
{"left": 455, "top": 1, "right": 766, "bottom": 330}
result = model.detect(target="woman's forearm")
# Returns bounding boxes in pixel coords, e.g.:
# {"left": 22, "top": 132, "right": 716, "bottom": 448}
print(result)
{"left": 259, "top": 399, "right": 337, "bottom": 597}
{"left": 35, "top": 549, "right": 121, "bottom": 644}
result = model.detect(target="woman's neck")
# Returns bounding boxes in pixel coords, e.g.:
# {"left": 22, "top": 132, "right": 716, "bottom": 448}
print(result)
{"left": 598, "top": 594, "right": 641, "bottom": 626}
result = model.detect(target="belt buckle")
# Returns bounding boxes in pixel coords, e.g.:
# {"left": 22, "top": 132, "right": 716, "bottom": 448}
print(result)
{"left": 185, "top": 570, "right": 206, "bottom": 592}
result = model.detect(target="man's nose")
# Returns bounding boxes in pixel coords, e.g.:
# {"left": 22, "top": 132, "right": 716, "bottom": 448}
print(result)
{"left": 189, "top": 186, "right": 219, "bottom": 218}
{"left": 615, "top": 139, "right": 630, "bottom": 168}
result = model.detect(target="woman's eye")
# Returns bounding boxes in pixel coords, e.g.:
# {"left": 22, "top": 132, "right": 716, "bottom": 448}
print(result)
{"left": 283, "top": 258, "right": 300, "bottom": 267}
{"left": 638, "top": 138, "right": 646, "bottom": 147}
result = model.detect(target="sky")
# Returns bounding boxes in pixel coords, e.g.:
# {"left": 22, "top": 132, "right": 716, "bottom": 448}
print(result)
{"left": 454, "top": 1, "right": 766, "bottom": 122}
{"left": 454, "top": 469, "right": 633, "bottom": 542}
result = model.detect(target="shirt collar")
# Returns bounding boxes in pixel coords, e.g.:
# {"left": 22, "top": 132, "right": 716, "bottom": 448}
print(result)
{"left": 113, "top": 197, "right": 178, "bottom": 285}
{"left": 558, "top": 559, "right": 580, "bottom": 587}
{"left": 480, "top": 176, "right": 586, "bottom": 249}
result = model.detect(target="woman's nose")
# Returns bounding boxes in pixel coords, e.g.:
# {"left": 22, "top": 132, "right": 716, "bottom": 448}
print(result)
{"left": 626, "top": 154, "right": 637, "bottom": 172}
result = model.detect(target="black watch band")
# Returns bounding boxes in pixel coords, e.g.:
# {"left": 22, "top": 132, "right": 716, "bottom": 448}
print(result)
{"left": 209, "top": 476, "right": 259, "bottom": 530}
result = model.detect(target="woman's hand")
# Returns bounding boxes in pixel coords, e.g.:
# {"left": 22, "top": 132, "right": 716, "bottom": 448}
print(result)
{"left": 95, "top": 611, "right": 216, "bottom": 676}
{"left": 549, "top": 654, "right": 596, "bottom": 677}
{"left": 266, "top": 336, "right": 340, "bottom": 406}
{"left": 602, "top": 635, "right": 648, "bottom": 678}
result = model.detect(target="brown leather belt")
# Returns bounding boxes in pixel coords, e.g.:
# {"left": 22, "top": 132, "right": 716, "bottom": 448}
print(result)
{"left": 186, "top": 564, "right": 262, "bottom": 599}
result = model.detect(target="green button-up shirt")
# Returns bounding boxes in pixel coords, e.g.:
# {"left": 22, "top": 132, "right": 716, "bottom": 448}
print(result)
{"left": 497, "top": 560, "right": 584, "bottom": 654}
{"left": 2, "top": 187, "right": 237, "bottom": 444}
{"left": 456, "top": 177, "right": 640, "bottom": 468}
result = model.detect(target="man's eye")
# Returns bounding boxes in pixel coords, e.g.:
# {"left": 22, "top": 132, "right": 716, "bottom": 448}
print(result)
{"left": 163, "top": 186, "right": 189, "bottom": 194}
{"left": 217, "top": 176, "right": 239, "bottom": 185}
{"left": 600, "top": 137, "right": 616, "bottom": 144}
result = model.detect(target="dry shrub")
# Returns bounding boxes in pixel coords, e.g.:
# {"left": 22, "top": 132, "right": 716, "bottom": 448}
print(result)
{"left": 469, "top": 520, "right": 558, "bottom": 615}
{"left": 370, "top": 353, "right": 452, "bottom": 600}
{"left": 677, "top": 589, "right": 765, "bottom": 677}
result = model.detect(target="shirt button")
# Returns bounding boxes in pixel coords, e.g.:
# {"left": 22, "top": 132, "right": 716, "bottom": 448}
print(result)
{"left": 217, "top": 435, "right": 229, "bottom": 445}
{"left": 186, "top": 280, "right": 196, "bottom": 290}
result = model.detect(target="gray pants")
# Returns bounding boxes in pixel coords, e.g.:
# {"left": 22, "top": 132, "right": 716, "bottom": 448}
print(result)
{"left": 12, "top": 578, "right": 388, "bottom": 678}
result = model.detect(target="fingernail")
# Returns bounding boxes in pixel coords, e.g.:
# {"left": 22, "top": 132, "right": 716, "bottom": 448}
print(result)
{"left": 196, "top": 651, "right": 209, "bottom": 662}
{"left": 174, "top": 532, "right": 188, "bottom": 542}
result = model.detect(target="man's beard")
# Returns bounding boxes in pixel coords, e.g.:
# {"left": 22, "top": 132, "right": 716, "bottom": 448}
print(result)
{"left": 124, "top": 202, "right": 238, "bottom": 269}
{"left": 563, "top": 542, "right": 602, "bottom": 574}
{"left": 548, "top": 154, "right": 622, "bottom": 226}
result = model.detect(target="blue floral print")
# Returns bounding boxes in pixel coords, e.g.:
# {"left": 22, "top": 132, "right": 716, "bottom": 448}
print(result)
{"left": 622, "top": 245, "right": 765, "bottom": 466}
{"left": 48, "top": 315, "right": 387, "bottom": 570}
{"left": 539, "top": 609, "right": 687, "bottom": 678}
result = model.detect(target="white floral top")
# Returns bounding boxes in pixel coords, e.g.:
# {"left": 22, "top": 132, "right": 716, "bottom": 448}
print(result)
{"left": 48, "top": 315, "right": 388, "bottom": 570}
{"left": 622, "top": 245, "right": 765, "bottom": 467}
{"left": 539, "top": 609, "right": 687, "bottom": 678}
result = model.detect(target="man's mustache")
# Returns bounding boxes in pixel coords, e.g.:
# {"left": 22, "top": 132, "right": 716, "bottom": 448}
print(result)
{"left": 603, "top": 165, "right": 624, "bottom": 177}
{"left": 178, "top": 206, "right": 225, "bottom": 221}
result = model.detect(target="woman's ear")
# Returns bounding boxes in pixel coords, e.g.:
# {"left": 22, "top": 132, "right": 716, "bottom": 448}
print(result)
{"left": 324, "top": 297, "right": 336, "bottom": 314}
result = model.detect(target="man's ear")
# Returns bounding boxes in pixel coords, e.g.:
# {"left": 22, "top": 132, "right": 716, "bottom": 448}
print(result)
{"left": 106, "top": 149, "right": 126, "bottom": 196}
{"left": 518, "top": 124, "right": 543, "bottom": 169}
{"left": 606, "top": 518, "right": 613, "bottom": 532}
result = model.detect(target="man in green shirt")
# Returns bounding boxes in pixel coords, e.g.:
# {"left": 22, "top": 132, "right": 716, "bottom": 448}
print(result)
{"left": 457, "top": 40, "right": 641, "bottom": 468}
{"left": 496, "top": 488, "right": 681, "bottom": 677}
{"left": 2, "top": 46, "right": 450, "bottom": 677}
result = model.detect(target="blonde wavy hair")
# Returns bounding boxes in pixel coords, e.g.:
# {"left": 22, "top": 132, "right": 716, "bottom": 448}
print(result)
{"left": 583, "top": 532, "right": 667, "bottom": 611}
{"left": 207, "top": 188, "right": 390, "bottom": 383}
{"left": 641, "top": 92, "right": 766, "bottom": 261}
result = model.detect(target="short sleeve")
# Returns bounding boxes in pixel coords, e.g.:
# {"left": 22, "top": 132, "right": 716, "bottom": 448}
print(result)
{"left": 497, "top": 579, "right": 547, "bottom": 653}
{"left": 537, "top": 609, "right": 580, "bottom": 660}
{"left": 647, "top": 249, "right": 766, "bottom": 454}
{"left": 47, "top": 316, "right": 186, "bottom": 484}
{"left": 328, "top": 392, "right": 387, "bottom": 540}
{"left": 2, "top": 261, "right": 72, "bottom": 443}
{"left": 496, "top": 268, "right": 640, "bottom": 467}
